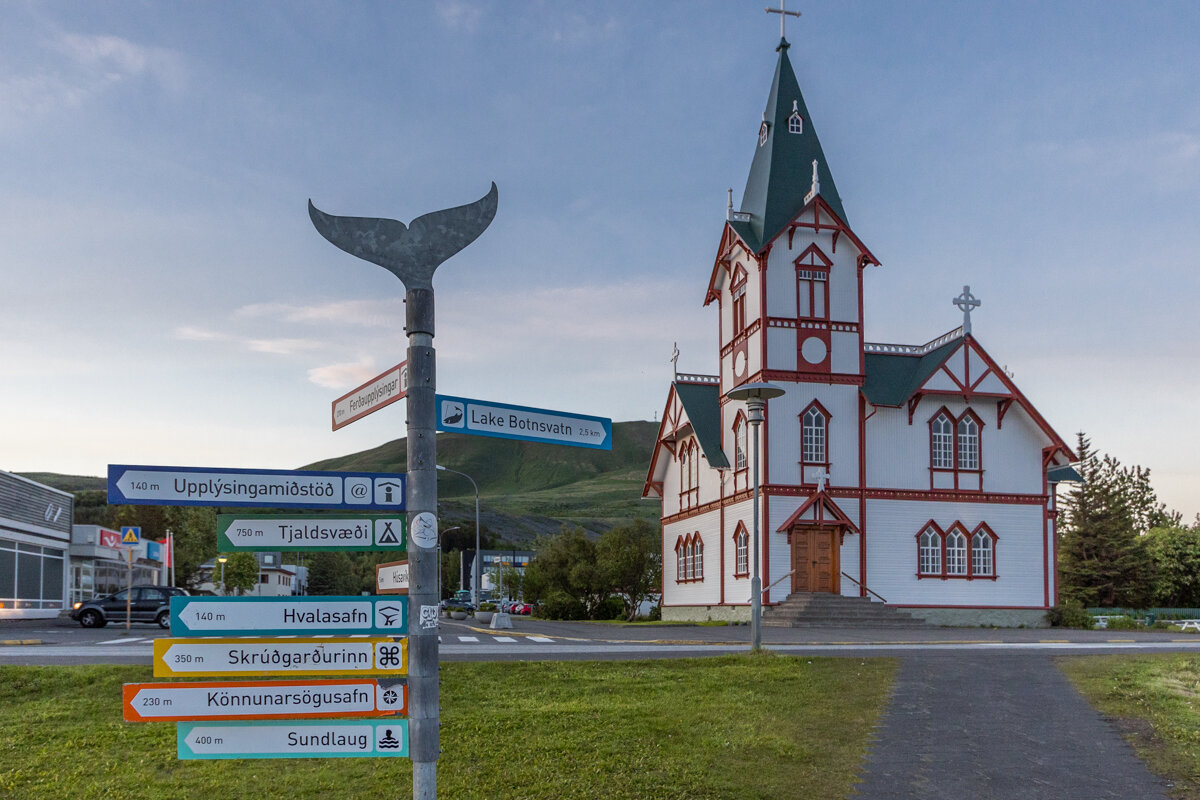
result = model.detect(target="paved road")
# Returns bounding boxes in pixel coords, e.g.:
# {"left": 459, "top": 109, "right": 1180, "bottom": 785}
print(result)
{"left": 854, "top": 652, "right": 1172, "bottom": 800}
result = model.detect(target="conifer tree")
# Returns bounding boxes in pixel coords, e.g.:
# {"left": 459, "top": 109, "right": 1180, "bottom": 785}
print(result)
{"left": 1058, "top": 433, "right": 1155, "bottom": 607}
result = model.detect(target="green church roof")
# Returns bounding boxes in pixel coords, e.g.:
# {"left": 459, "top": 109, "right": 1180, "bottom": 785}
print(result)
{"left": 862, "top": 336, "right": 964, "bottom": 407}
{"left": 737, "top": 38, "right": 847, "bottom": 253}
{"left": 673, "top": 381, "right": 729, "bottom": 470}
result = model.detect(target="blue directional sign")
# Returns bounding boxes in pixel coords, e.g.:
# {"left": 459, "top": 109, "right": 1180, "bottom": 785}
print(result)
{"left": 107, "top": 465, "right": 405, "bottom": 511}
{"left": 177, "top": 719, "right": 409, "bottom": 760}
{"left": 435, "top": 394, "right": 611, "bottom": 450}
{"left": 170, "top": 595, "right": 407, "bottom": 637}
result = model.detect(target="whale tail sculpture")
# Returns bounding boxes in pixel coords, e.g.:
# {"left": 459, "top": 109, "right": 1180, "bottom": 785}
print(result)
{"left": 308, "top": 182, "right": 498, "bottom": 290}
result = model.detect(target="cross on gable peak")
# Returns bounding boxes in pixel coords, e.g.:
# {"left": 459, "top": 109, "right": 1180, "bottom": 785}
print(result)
{"left": 953, "top": 285, "right": 981, "bottom": 336}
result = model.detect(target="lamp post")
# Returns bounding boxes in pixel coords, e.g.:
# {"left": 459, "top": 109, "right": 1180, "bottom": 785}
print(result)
{"left": 436, "top": 465, "right": 480, "bottom": 607}
{"left": 437, "top": 526, "right": 461, "bottom": 606}
{"left": 724, "top": 381, "right": 785, "bottom": 652}
{"left": 216, "top": 556, "right": 228, "bottom": 597}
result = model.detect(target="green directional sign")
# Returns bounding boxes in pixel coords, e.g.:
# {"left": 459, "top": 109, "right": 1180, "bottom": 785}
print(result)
{"left": 177, "top": 719, "right": 409, "bottom": 759}
{"left": 217, "top": 514, "right": 406, "bottom": 552}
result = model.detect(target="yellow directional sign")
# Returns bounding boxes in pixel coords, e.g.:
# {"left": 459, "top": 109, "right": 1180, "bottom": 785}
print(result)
{"left": 153, "top": 637, "right": 407, "bottom": 678}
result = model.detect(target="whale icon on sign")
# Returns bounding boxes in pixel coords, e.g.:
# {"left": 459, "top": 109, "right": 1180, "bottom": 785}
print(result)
{"left": 441, "top": 401, "right": 464, "bottom": 427}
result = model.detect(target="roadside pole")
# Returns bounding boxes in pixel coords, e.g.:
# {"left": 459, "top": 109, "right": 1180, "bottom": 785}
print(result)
{"left": 309, "top": 183, "right": 498, "bottom": 800}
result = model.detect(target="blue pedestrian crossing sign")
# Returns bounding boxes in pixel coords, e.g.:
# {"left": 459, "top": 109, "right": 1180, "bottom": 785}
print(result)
{"left": 120, "top": 526, "right": 141, "bottom": 545}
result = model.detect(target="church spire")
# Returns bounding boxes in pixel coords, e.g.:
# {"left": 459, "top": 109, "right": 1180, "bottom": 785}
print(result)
{"left": 733, "top": 39, "right": 846, "bottom": 253}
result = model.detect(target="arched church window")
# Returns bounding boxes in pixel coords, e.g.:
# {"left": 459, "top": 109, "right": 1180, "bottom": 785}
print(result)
{"left": 931, "top": 412, "right": 954, "bottom": 469}
{"left": 946, "top": 529, "right": 968, "bottom": 575}
{"left": 788, "top": 100, "right": 803, "bottom": 134}
{"left": 918, "top": 525, "right": 942, "bottom": 576}
{"left": 734, "top": 417, "right": 747, "bottom": 473}
{"left": 971, "top": 525, "right": 996, "bottom": 577}
{"left": 734, "top": 525, "right": 749, "bottom": 576}
{"left": 801, "top": 404, "right": 827, "bottom": 466}
{"left": 957, "top": 414, "right": 980, "bottom": 470}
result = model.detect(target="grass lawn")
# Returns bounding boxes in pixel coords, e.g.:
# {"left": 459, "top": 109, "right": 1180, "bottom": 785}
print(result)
{"left": 1059, "top": 654, "right": 1200, "bottom": 799}
{"left": 0, "top": 655, "right": 894, "bottom": 800}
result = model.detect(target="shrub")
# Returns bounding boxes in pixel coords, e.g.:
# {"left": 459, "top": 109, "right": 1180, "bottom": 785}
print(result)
{"left": 538, "top": 590, "right": 587, "bottom": 620}
{"left": 646, "top": 604, "right": 662, "bottom": 622}
{"left": 477, "top": 602, "right": 497, "bottom": 613}
{"left": 1047, "top": 602, "right": 1094, "bottom": 629}
{"left": 597, "top": 595, "right": 625, "bottom": 620}
{"left": 1105, "top": 615, "right": 1145, "bottom": 630}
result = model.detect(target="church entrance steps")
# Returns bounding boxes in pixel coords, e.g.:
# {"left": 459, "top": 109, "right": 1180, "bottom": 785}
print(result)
{"left": 762, "top": 592, "right": 929, "bottom": 628}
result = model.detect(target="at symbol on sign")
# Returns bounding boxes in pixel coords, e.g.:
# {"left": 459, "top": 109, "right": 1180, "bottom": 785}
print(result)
{"left": 350, "top": 483, "right": 368, "bottom": 499}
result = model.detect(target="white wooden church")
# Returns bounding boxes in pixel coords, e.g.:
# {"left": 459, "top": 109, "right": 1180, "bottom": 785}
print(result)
{"left": 643, "top": 33, "right": 1078, "bottom": 627}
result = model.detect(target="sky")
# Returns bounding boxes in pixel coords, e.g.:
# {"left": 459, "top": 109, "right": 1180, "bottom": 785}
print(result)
{"left": 1, "top": 1, "right": 1198, "bottom": 520}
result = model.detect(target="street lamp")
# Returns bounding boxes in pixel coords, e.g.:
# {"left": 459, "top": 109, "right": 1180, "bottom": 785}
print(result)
{"left": 724, "top": 381, "right": 785, "bottom": 652}
{"left": 436, "top": 465, "right": 480, "bottom": 606}
{"left": 216, "top": 556, "right": 228, "bottom": 596}
{"left": 438, "top": 526, "right": 461, "bottom": 605}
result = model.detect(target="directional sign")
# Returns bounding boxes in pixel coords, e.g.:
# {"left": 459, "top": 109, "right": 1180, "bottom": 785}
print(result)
{"left": 120, "top": 526, "right": 141, "bottom": 545}
{"left": 435, "top": 394, "right": 611, "bottom": 450}
{"left": 217, "top": 514, "right": 406, "bottom": 552}
{"left": 169, "top": 596, "right": 407, "bottom": 637}
{"left": 332, "top": 361, "right": 407, "bottom": 431}
{"left": 123, "top": 678, "right": 408, "bottom": 722}
{"left": 107, "top": 465, "right": 406, "bottom": 511}
{"left": 376, "top": 560, "right": 409, "bottom": 595}
{"left": 177, "top": 719, "right": 409, "bottom": 760}
{"left": 153, "top": 637, "right": 407, "bottom": 678}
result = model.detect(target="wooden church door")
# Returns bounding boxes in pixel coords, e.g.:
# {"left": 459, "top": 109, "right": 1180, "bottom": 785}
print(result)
{"left": 790, "top": 526, "right": 840, "bottom": 594}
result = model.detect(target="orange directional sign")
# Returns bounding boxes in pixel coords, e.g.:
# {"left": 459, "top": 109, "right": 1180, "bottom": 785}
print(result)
{"left": 153, "top": 636, "right": 407, "bottom": 678}
{"left": 122, "top": 678, "right": 407, "bottom": 722}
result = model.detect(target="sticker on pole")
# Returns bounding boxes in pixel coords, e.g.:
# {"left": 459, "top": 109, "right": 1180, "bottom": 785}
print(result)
{"left": 410, "top": 512, "right": 437, "bottom": 549}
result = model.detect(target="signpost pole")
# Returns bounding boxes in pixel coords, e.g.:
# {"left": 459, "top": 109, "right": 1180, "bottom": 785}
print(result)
{"left": 125, "top": 547, "right": 133, "bottom": 632}
{"left": 405, "top": 285, "right": 439, "bottom": 799}
{"left": 309, "top": 182, "right": 497, "bottom": 799}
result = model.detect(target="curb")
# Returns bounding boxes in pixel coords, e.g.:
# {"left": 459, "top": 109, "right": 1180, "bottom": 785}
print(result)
{"left": 0, "top": 639, "right": 44, "bottom": 646}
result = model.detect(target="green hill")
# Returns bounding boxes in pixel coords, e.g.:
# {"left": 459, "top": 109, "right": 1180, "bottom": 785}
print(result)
{"left": 22, "top": 420, "right": 663, "bottom": 544}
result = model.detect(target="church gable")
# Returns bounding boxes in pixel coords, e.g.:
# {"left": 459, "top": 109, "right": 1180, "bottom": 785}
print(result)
{"left": 643, "top": 380, "right": 729, "bottom": 500}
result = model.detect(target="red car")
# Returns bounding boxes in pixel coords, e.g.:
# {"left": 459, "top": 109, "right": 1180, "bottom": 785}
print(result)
{"left": 509, "top": 602, "right": 532, "bottom": 615}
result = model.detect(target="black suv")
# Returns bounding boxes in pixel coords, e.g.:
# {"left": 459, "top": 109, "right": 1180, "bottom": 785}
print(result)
{"left": 70, "top": 585, "right": 188, "bottom": 629}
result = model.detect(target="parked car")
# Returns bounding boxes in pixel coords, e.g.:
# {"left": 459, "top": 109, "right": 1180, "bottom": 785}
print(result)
{"left": 441, "top": 589, "right": 475, "bottom": 614}
{"left": 510, "top": 602, "right": 532, "bottom": 616}
{"left": 70, "top": 585, "right": 188, "bottom": 629}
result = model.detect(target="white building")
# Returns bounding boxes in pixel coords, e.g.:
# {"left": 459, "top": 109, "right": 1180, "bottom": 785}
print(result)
{"left": 644, "top": 36, "right": 1078, "bottom": 627}
{"left": 0, "top": 471, "right": 71, "bottom": 619}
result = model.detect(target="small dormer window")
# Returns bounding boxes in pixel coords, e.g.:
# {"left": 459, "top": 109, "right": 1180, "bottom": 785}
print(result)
{"left": 788, "top": 100, "right": 803, "bottom": 134}
{"left": 758, "top": 119, "right": 770, "bottom": 147}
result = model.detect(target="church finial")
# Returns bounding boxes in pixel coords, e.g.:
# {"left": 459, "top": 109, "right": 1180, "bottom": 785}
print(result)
{"left": 804, "top": 159, "right": 820, "bottom": 204}
{"left": 670, "top": 341, "right": 680, "bottom": 379}
{"left": 953, "top": 285, "right": 981, "bottom": 336}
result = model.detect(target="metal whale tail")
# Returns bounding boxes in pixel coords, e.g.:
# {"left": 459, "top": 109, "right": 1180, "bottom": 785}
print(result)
{"left": 308, "top": 182, "right": 498, "bottom": 289}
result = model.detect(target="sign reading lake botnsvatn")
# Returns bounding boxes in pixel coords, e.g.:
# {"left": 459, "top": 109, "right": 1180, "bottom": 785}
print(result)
{"left": 107, "top": 465, "right": 405, "bottom": 511}
{"left": 435, "top": 394, "right": 611, "bottom": 449}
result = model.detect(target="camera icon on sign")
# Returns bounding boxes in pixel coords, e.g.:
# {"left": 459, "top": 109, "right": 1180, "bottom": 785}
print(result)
{"left": 345, "top": 477, "right": 371, "bottom": 504}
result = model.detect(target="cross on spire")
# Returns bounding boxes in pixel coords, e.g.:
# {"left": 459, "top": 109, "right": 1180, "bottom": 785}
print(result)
{"left": 765, "top": 1, "right": 801, "bottom": 40}
{"left": 953, "top": 285, "right": 981, "bottom": 335}
{"left": 670, "top": 341, "right": 680, "bottom": 377}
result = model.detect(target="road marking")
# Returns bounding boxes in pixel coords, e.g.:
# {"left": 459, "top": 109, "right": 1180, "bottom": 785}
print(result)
{"left": 458, "top": 636, "right": 479, "bottom": 643}
{"left": 97, "top": 637, "right": 150, "bottom": 645}
{"left": 493, "top": 637, "right": 516, "bottom": 642}
{"left": 528, "top": 636, "right": 554, "bottom": 643}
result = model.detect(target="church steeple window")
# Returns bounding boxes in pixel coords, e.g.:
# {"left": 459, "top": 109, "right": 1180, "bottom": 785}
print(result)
{"left": 731, "top": 267, "right": 748, "bottom": 334}
{"left": 758, "top": 114, "right": 770, "bottom": 147}
{"left": 796, "top": 269, "right": 829, "bottom": 319}
{"left": 788, "top": 100, "right": 803, "bottom": 133}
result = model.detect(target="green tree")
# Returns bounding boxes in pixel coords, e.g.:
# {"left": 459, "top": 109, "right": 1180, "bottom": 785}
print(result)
{"left": 222, "top": 552, "right": 260, "bottom": 595}
{"left": 1058, "top": 433, "right": 1155, "bottom": 607}
{"left": 598, "top": 518, "right": 662, "bottom": 621}
{"left": 1141, "top": 522, "right": 1200, "bottom": 607}
{"left": 522, "top": 528, "right": 609, "bottom": 619}
{"left": 441, "top": 550, "right": 462, "bottom": 600}
{"left": 307, "top": 552, "right": 357, "bottom": 596}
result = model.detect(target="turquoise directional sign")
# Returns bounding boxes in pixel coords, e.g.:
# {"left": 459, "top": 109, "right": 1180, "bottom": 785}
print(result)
{"left": 107, "top": 464, "right": 405, "bottom": 511}
{"left": 177, "top": 719, "right": 409, "bottom": 760}
{"left": 435, "top": 394, "right": 611, "bottom": 450}
{"left": 217, "top": 513, "right": 406, "bottom": 552}
{"left": 170, "top": 595, "right": 407, "bottom": 637}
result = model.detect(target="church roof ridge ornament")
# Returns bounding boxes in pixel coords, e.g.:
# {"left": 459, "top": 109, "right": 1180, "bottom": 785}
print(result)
{"left": 864, "top": 327, "right": 964, "bottom": 356}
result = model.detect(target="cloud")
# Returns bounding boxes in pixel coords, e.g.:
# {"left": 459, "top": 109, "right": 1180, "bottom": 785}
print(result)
{"left": 174, "top": 326, "right": 226, "bottom": 342}
{"left": 307, "top": 356, "right": 378, "bottom": 389}
{"left": 436, "top": 1, "right": 484, "bottom": 33}
{"left": 54, "top": 33, "right": 186, "bottom": 92}
{"left": 234, "top": 299, "right": 400, "bottom": 327}
{"left": 247, "top": 338, "right": 322, "bottom": 356}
